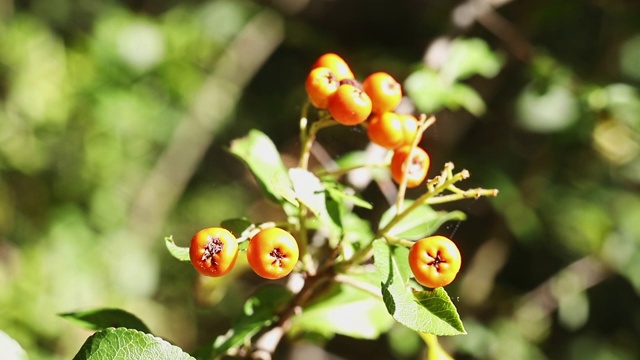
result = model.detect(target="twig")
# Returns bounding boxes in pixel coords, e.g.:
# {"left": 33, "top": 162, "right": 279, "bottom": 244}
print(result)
{"left": 124, "top": 10, "right": 285, "bottom": 245}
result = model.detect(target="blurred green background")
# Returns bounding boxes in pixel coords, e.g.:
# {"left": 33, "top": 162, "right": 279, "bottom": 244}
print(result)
{"left": 1, "top": 0, "right": 640, "bottom": 359}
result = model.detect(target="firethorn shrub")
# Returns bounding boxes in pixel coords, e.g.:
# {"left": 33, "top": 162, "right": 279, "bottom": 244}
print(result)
{"left": 67, "top": 51, "right": 499, "bottom": 360}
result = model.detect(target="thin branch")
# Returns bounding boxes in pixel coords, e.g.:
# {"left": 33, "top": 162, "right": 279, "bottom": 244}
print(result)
{"left": 395, "top": 115, "right": 436, "bottom": 213}
{"left": 125, "top": 10, "right": 285, "bottom": 246}
{"left": 515, "top": 255, "right": 611, "bottom": 320}
{"left": 334, "top": 274, "right": 383, "bottom": 299}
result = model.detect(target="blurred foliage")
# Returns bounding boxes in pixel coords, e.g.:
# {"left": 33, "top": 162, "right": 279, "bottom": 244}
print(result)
{"left": 1, "top": 0, "right": 640, "bottom": 359}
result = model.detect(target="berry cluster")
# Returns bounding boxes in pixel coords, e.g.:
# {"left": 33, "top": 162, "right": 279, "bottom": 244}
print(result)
{"left": 190, "top": 226, "right": 299, "bottom": 280}
{"left": 186, "top": 53, "right": 469, "bottom": 290}
{"left": 304, "top": 53, "right": 459, "bottom": 286}
{"left": 305, "top": 53, "right": 430, "bottom": 188}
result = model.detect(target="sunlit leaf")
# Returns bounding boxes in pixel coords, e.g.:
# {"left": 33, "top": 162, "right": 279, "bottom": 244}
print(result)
{"left": 441, "top": 37, "right": 504, "bottom": 82}
{"left": 61, "top": 308, "right": 151, "bottom": 333}
{"left": 73, "top": 328, "right": 193, "bottom": 360}
{"left": 221, "top": 218, "right": 253, "bottom": 238}
{"left": 516, "top": 83, "right": 579, "bottom": 133}
{"left": 325, "top": 185, "right": 373, "bottom": 210}
{"left": 404, "top": 68, "right": 448, "bottom": 114}
{"left": 289, "top": 168, "right": 341, "bottom": 237}
{"left": 342, "top": 212, "right": 374, "bottom": 251}
{"left": 449, "top": 83, "right": 486, "bottom": 116}
{"left": 290, "top": 272, "right": 393, "bottom": 339}
{"left": 193, "top": 285, "right": 292, "bottom": 359}
{"left": 228, "top": 130, "right": 292, "bottom": 205}
{"left": 165, "top": 236, "right": 190, "bottom": 262}
{"left": 379, "top": 200, "right": 467, "bottom": 241}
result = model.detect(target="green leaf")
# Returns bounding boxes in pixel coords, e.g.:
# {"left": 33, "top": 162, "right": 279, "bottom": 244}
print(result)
{"left": 221, "top": 218, "right": 253, "bottom": 238}
{"left": 61, "top": 308, "right": 151, "bottom": 333}
{"left": 413, "top": 289, "right": 465, "bottom": 333}
{"left": 343, "top": 212, "right": 374, "bottom": 250}
{"left": 325, "top": 184, "right": 373, "bottom": 210}
{"left": 516, "top": 82, "right": 579, "bottom": 133}
{"left": 332, "top": 150, "right": 388, "bottom": 181}
{"left": 290, "top": 272, "right": 393, "bottom": 340}
{"left": 228, "top": 129, "right": 292, "bottom": 205}
{"left": 405, "top": 37, "right": 502, "bottom": 116}
{"left": 373, "top": 240, "right": 465, "bottom": 335}
{"left": 194, "top": 285, "right": 293, "bottom": 359}
{"left": 289, "top": 168, "right": 341, "bottom": 237}
{"left": 441, "top": 37, "right": 503, "bottom": 82}
{"left": 73, "top": 328, "right": 194, "bottom": 360}
{"left": 379, "top": 200, "right": 467, "bottom": 241}
{"left": 449, "top": 83, "right": 486, "bottom": 116}
{"left": 165, "top": 235, "right": 190, "bottom": 262}
{"left": 333, "top": 150, "right": 368, "bottom": 169}
{"left": 404, "top": 68, "right": 449, "bottom": 114}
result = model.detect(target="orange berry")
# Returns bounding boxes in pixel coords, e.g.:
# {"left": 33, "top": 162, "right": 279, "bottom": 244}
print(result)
{"left": 390, "top": 145, "right": 430, "bottom": 188}
{"left": 189, "top": 227, "right": 239, "bottom": 277}
{"left": 305, "top": 67, "right": 340, "bottom": 109}
{"left": 246, "top": 228, "right": 299, "bottom": 280}
{"left": 362, "top": 72, "right": 402, "bottom": 114}
{"left": 409, "top": 236, "right": 461, "bottom": 288}
{"left": 328, "top": 84, "right": 372, "bottom": 126}
{"left": 367, "top": 112, "right": 405, "bottom": 149}
{"left": 312, "top": 53, "right": 355, "bottom": 81}
{"left": 398, "top": 114, "right": 420, "bottom": 146}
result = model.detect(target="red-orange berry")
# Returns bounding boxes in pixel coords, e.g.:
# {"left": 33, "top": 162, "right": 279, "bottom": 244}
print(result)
{"left": 398, "top": 114, "right": 420, "bottom": 146}
{"left": 390, "top": 145, "right": 430, "bottom": 188}
{"left": 328, "top": 84, "right": 373, "bottom": 126}
{"left": 305, "top": 67, "right": 340, "bottom": 109}
{"left": 189, "top": 227, "right": 239, "bottom": 277}
{"left": 246, "top": 228, "right": 299, "bottom": 280}
{"left": 409, "top": 235, "right": 462, "bottom": 288}
{"left": 362, "top": 72, "right": 402, "bottom": 114}
{"left": 367, "top": 112, "right": 405, "bottom": 149}
{"left": 312, "top": 53, "right": 355, "bottom": 81}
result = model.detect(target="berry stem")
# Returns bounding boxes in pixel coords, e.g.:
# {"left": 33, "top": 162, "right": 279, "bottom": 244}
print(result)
{"left": 315, "top": 162, "right": 388, "bottom": 177}
{"left": 334, "top": 273, "right": 383, "bottom": 299}
{"left": 383, "top": 233, "right": 416, "bottom": 248}
{"left": 426, "top": 187, "right": 499, "bottom": 205}
{"left": 297, "top": 103, "right": 336, "bottom": 274}
{"left": 395, "top": 115, "right": 435, "bottom": 213}
{"left": 339, "top": 161, "right": 496, "bottom": 271}
{"left": 299, "top": 111, "right": 335, "bottom": 169}
{"left": 419, "top": 332, "right": 455, "bottom": 360}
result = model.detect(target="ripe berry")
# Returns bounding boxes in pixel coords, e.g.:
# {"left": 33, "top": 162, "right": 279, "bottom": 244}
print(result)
{"left": 398, "top": 114, "right": 420, "bottom": 146}
{"left": 312, "top": 53, "right": 355, "bottom": 81}
{"left": 190, "top": 227, "right": 239, "bottom": 277}
{"left": 328, "top": 84, "right": 372, "bottom": 126}
{"left": 362, "top": 72, "right": 402, "bottom": 114}
{"left": 367, "top": 112, "right": 405, "bottom": 149}
{"left": 390, "top": 145, "right": 430, "bottom": 188}
{"left": 305, "top": 67, "right": 340, "bottom": 109}
{"left": 246, "top": 228, "right": 299, "bottom": 280}
{"left": 408, "top": 235, "right": 462, "bottom": 288}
